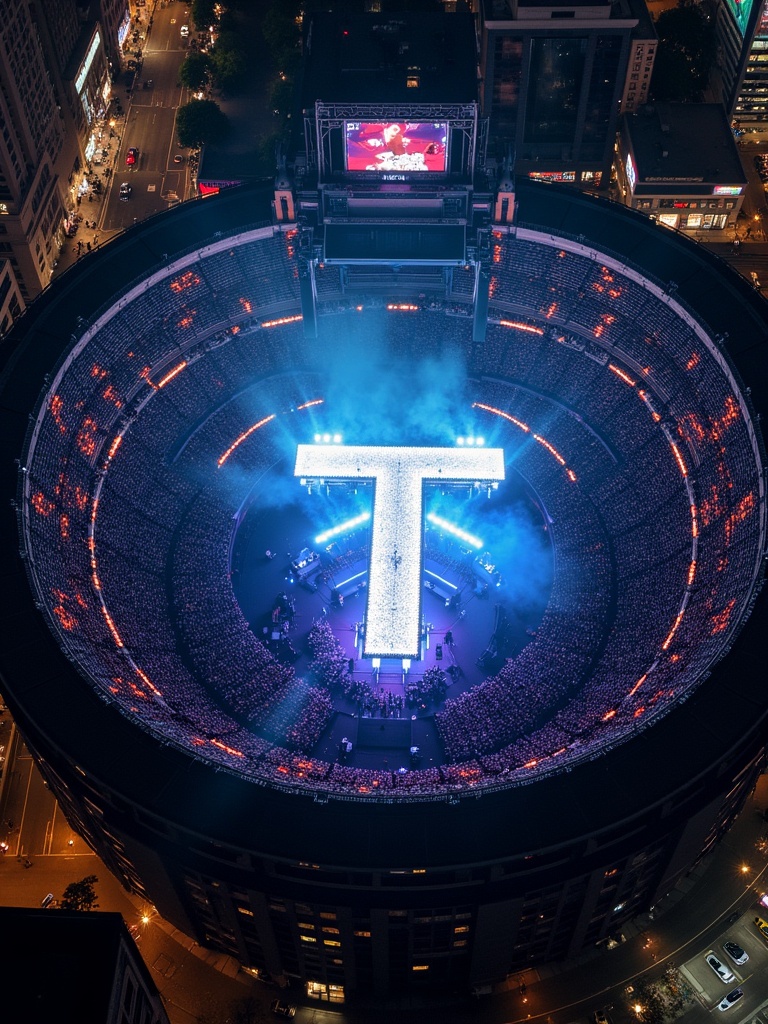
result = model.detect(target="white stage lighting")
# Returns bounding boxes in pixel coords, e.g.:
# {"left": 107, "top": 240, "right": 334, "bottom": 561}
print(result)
{"left": 295, "top": 444, "right": 505, "bottom": 657}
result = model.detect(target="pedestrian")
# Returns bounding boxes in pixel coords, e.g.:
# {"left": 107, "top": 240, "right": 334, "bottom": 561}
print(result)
{"left": 87, "top": 241, "right": 91, "bottom": 251}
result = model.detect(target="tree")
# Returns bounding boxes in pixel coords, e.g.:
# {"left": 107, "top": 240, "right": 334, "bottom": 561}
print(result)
{"left": 60, "top": 874, "right": 99, "bottom": 911}
{"left": 179, "top": 52, "right": 211, "bottom": 92}
{"left": 210, "top": 47, "right": 247, "bottom": 93}
{"left": 650, "top": 1, "right": 716, "bottom": 102}
{"left": 191, "top": 0, "right": 217, "bottom": 28}
{"left": 175, "top": 100, "right": 231, "bottom": 148}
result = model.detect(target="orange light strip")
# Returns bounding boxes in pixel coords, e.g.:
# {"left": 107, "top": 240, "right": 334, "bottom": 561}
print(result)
{"left": 296, "top": 399, "right": 324, "bottom": 411}
{"left": 472, "top": 403, "right": 529, "bottom": 432}
{"left": 135, "top": 666, "right": 162, "bottom": 698}
{"left": 108, "top": 435, "right": 122, "bottom": 459}
{"left": 608, "top": 363, "right": 636, "bottom": 387}
{"left": 628, "top": 673, "right": 647, "bottom": 698}
{"left": 687, "top": 560, "right": 697, "bottom": 586}
{"left": 661, "top": 610, "right": 685, "bottom": 651}
{"left": 498, "top": 319, "right": 544, "bottom": 335}
{"left": 474, "top": 404, "right": 578, "bottom": 481}
{"left": 210, "top": 738, "right": 244, "bottom": 758}
{"left": 387, "top": 304, "right": 419, "bottom": 311}
{"left": 101, "top": 606, "right": 124, "bottom": 648}
{"left": 533, "top": 433, "right": 566, "bottom": 465}
{"left": 261, "top": 314, "right": 302, "bottom": 328}
{"left": 156, "top": 361, "right": 188, "bottom": 389}
{"left": 217, "top": 414, "right": 275, "bottom": 467}
{"left": 669, "top": 441, "right": 688, "bottom": 477}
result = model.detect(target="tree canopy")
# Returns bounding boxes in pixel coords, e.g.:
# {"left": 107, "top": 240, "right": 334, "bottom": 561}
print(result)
{"left": 191, "top": 0, "right": 217, "bottom": 28}
{"left": 176, "top": 99, "right": 231, "bottom": 148}
{"left": 60, "top": 874, "right": 99, "bottom": 912}
{"left": 650, "top": 1, "right": 716, "bottom": 102}
{"left": 179, "top": 51, "right": 211, "bottom": 91}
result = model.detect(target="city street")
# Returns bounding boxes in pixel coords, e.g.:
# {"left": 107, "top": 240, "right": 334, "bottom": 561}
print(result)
{"left": 105, "top": 2, "right": 193, "bottom": 230}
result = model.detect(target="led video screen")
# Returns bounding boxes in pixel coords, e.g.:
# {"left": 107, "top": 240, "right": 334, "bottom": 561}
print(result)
{"left": 344, "top": 122, "right": 448, "bottom": 173}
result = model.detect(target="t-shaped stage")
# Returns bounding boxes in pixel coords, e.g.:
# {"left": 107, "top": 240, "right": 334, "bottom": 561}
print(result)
{"left": 294, "top": 444, "right": 505, "bottom": 658}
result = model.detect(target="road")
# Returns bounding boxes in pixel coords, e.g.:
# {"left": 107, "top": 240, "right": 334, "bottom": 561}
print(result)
{"left": 104, "top": 1, "right": 192, "bottom": 232}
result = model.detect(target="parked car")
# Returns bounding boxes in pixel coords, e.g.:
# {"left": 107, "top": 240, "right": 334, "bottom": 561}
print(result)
{"left": 723, "top": 940, "right": 748, "bottom": 965}
{"left": 126, "top": 147, "right": 139, "bottom": 166}
{"left": 705, "top": 951, "right": 735, "bottom": 984}
{"left": 119, "top": 182, "right": 131, "bottom": 201}
{"left": 717, "top": 989, "right": 743, "bottom": 1012}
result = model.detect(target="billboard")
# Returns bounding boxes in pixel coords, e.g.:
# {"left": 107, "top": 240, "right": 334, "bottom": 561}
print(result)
{"left": 725, "top": 0, "right": 755, "bottom": 36}
{"left": 344, "top": 121, "right": 448, "bottom": 173}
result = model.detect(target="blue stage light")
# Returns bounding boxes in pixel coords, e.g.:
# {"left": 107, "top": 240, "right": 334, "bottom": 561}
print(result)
{"left": 315, "top": 511, "right": 371, "bottom": 545}
{"left": 426, "top": 512, "right": 483, "bottom": 549}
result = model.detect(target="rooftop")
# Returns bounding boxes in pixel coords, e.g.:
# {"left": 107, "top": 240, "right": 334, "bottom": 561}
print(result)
{"left": 626, "top": 103, "right": 748, "bottom": 185}
{"left": 299, "top": 11, "right": 478, "bottom": 107}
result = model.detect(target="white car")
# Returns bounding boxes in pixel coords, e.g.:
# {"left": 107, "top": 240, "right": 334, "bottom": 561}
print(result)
{"left": 718, "top": 989, "right": 743, "bottom": 1012}
{"left": 180, "top": 24, "right": 189, "bottom": 36}
{"left": 706, "top": 951, "right": 735, "bottom": 984}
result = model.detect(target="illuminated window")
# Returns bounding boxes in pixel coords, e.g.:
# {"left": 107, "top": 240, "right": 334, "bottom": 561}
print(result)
{"left": 300, "top": 935, "right": 317, "bottom": 944}
{"left": 407, "top": 75, "right": 420, "bottom": 88}
{"left": 454, "top": 925, "right": 470, "bottom": 933}
{"left": 319, "top": 912, "right": 337, "bottom": 920}
{"left": 412, "top": 965, "right": 429, "bottom": 971}
{"left": 322, "top": 927, "right": 340, "bottom": 934}
{"left": 298, "top": 922, "right": 315, "bottom": 931}
{"left": 353, "top": 930, "right": 371, "bottom": 938}
{"left": 454, "top": 940, "right": 468, "bottom": 947}
{"left": 237, "top": 906, "right": 254, "bottom": 917}
{"left": 323, "top": 939, "right": 342, "bottom": 947}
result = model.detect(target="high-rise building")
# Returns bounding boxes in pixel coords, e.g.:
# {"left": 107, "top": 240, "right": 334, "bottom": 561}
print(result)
{"left": 478, "top": 0, "right": 656, "bottom": 188}
{"left": 715, "top": 0, "right": 768, "bottom": 122}
{"left": 0, "top": 907, "right": 171, "bottom": 1024}
{"left": 0, "top": 0, "right": 110, "bottom": 301}
{"left": 0, "top": 258, "right": 25, "bottom": 336}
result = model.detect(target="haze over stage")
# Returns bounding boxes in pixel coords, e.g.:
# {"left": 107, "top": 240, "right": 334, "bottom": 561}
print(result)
{"left": 294, "top": 444, "right": 505, "bottom": 657}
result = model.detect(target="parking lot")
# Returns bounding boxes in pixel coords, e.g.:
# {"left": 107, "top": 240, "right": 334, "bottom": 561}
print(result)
{"left": 681, "top": 916, "right": 768, "bottom": 1013}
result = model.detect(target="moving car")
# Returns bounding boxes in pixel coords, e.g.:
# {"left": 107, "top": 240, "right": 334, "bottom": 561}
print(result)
{"left": 269, "top": 1001, "right": 296, "bottom": 1018}
{"left": 705, "top": 951, "right": 735, "bottom": 983}
{"left": 717, "top": 989, "right": 743, "bottom": 1012}
{"left": 119, "top": 182, "right": 131, "bottom": 202}
{"left": 180, "top": 24, "right": 189, "bottom": 36}
{"left": 723, "top": 940, "right": 748, "bottom": 965}
{"left": 126, "top": 147, "right": 139, "bottom": 166}
{"left": 754, "top": 915, "right": 768, "bottom": 939}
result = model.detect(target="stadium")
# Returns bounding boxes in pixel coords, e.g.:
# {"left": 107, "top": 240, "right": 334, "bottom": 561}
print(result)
{"left": 1, "top": 176, "right": 767, "bottom": 1000}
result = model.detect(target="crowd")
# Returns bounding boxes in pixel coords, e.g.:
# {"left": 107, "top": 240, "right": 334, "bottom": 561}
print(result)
{"left": 18, "top": 228, "right": 766, "bottom": 797}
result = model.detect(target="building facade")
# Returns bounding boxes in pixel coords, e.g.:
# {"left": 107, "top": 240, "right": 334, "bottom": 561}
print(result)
{"left": 0, "top": 1, "right": 111, "bottom": 301}
{"left": 715, "top": 0, "right": 768, "bottom": 121}
{"left": 615, "top": 103, "right": 747, "bottom": 234}
{"left": 478, "top": 0, "right": 655, "bottom": 188}
{"left": 0, "top": 259, "right": 25, "bottom": 338}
